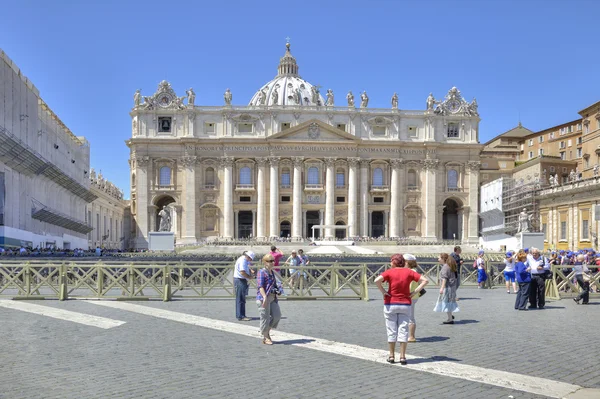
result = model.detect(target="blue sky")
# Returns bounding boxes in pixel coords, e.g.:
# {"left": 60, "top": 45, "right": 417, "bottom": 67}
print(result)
{"left": 2, "top": 0, "right": 599, "bottom": 198}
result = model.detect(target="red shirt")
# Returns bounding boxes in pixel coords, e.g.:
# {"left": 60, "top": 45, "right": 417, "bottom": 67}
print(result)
{"left": 381, "top": 268, "right": 421, "bottom": 305}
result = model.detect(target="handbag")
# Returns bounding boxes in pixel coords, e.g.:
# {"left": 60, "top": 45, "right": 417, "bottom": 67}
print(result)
{"left": 419, "top": 288, "right": 427, "bottom": 297}
{"left": 582, "top": 273, "right": 591, "bottom": 283}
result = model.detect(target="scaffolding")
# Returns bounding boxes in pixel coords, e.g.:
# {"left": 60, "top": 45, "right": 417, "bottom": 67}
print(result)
{"left": 502, "top": 177, "right": 545, "bottom": 235}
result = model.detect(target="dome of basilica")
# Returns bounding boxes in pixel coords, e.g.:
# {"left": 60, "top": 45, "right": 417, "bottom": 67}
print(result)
{"left": 249, "top": 43, "right": 325, "bottom": 107}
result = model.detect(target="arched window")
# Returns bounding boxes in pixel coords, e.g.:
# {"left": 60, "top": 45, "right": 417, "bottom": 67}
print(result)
{"left": 205, "top": 167, "right": 215, "bottom": 186}
{"left": 308, "top": 167, "right": 319, "bottom": 184}
{"left": 159, "top": 167, "right": 171, "bottom": 186}
{"left": 373, "top": 168, "right": 383, "bottom": 186}
{"left": 336, "top": 168, "right": 345, "bottom": 187}
{"left": 239, "top": 166, "right": 251, "bottom": 185}
{"left": 447, "top": 169, "right": 458, "bottom": 189}
{"left": 408, "top": 169, "right": 417, "bottom": 188}
{"left": 281, "top": 167, "right": 291, "bottom": 186}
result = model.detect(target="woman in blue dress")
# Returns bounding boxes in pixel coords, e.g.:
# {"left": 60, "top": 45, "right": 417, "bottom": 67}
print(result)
{"left": 475, "top": 250, "right": 487, "bottom": 288}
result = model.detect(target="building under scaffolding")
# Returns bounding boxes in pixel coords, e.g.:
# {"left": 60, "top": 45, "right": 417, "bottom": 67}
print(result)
{"left": 502, "top": 177, "right": 543, "bottom": 235}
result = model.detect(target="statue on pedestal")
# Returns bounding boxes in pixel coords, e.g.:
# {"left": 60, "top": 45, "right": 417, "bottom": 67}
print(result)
{"left": 326, "top": 89, "right": 334, "bottom": 106}
{"left": 360, "top": 91, "right": 369, "bottom": 108}
{"left": 391, "top": 92, "right": 398, "bottom": 109}
{"left": 158, "top": 206, "right": 171, "bottom": 232}
{"left": 426, "top": 92, "right": 435, "bottom": 111}
{"left": 133, "top": 89, "right": 141, "bottom": 108}
{"left": 346, "top": 91, "right": 355, "bottom": 107}
{"left": 224, "top": 88, "right": 232, "bottom": 105}
{"left": 569, "top": 169, "right": 577, "bottom": 182}
{"left": 186, "top": 88, "right": 195, "bottom": 106}
{"left": 517, "top": 208, "right": 533, "bottom": 233}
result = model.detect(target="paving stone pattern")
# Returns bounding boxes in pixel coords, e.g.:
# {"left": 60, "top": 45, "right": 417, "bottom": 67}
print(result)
{"left": 0, "top": 288, "right": 597, "bottom": 398}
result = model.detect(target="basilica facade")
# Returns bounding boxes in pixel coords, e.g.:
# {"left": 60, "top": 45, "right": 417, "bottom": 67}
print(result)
{"left": 127, "top": 44, "right": 483, "bottom": 248}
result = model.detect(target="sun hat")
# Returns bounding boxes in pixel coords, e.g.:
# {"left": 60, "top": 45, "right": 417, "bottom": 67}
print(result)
{"left": 478, "top": 250, "right": 485, "bottom": 255}
{"left": 245, "top": 251, "right": 255, "bottom": 260}
{"left": 506, "top": 251, "right": 513, "bottom": 257}
{"left": 404, "top": 253, "right": 416, "bottom": 261}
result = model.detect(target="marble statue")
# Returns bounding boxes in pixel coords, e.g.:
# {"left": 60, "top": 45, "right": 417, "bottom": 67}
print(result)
{"left": 594, "top": 164, "right": 599, "bottom": 177}
{"left": 391, "top": 92, "right": 398, "bottom": 109}
{"left": 133, "top": 89, "right": 141, "bottom": 108}
{"left": 224, "top": 88, "right": 232, "bottom": 105}
{"left": 293, "top": 88, "right": 301, "bottom": 105}
{"left": 326, "top": 89, "right": 334, "bottom": 106}
{"left": 426, "top": 93, "right": 435, "bottom": 111}
{"left": 186, "top": 88, "right": 195, "bottom": 106}
{"left": 311, "top": 86, "right": 320, "bottom": 105}
{"left": 360, "top": 91, "right": 369, "bottom": 108}
{"left": 347, "top": 91, "right": 355, "bottom": 107}
{"left": 90, "top": 168, "right": 96, "bottom": 180}
{"left": 158, "top": 206, "right": 171, "bottom": 232}
{"left": 468, "top": 98, "right": 478, "bottom": 115}
{"left": 569, "top": 169, "right": 577, "bottom": 182}
{"left": 517, "top": 208, "right": 532, "bottom": 233}
{"left": 271, "top": 87, "right": 279, "bottom": 105}
{"left": 258, "top": 88, "right": 267, "bottom": 105}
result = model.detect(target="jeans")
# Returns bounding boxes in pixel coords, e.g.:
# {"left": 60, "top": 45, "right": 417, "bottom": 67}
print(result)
{"left": 515, "top": 282, "right": 530, "bottom": 310}
{"left": 234, "top": 278, "right": 249, "bottom": 319}
{"left": 529, "top": 275, "right": 546, "bottom": 308}
{"left": 575, "top": 275, "right": 590, "bottom": 304}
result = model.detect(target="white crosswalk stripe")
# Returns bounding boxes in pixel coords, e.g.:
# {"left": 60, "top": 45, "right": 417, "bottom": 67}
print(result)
{"left": 0, "top": 300, "right": 126, "bottom": 329}
{"left": 87, "top": 300, "right": 580, "bottom": 398}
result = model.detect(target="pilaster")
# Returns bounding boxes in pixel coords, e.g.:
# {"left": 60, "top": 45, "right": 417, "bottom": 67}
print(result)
{"left": 134, "top": 156, "right": 150, "bottom": 248}
{"left": 181, "top": 155, "right": 197, "bottom": 244}
{"left": 347, "top": 157, "right": 359, "bottom": 238}
{"left": 269, "top": 157, "right": 280, "bottom": 239}
{"left": 422, "top": 159, "right": 439, "bottom": 239}
{"left": 292, "top": 156, "right": 304, "bottom": 241}
{"left": 256, "top": 157, "right": 268, "bottom": 240}
{"left": 324, "top": 157, "right": 336, "bottom": 239}
{"left": 221, "top": 156, "right": 234, "bottom": 239}
{"left": 359, "top": 159, "right": 370, "bottom": 237}
{"left": 467, "top": 161, "right": 480, "bottom": 244}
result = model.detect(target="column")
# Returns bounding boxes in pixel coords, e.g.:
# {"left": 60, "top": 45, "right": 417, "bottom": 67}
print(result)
{"left": 181, "top": 156, "right": 197, "bottom": 244}
{"left": 457, "top": 208, "right": 465, "bottom": 243}
{"left": 256, "top": 157, "right": 267, "bottom": 240}
{"left": 221, "top": 157, "right": 234, "bottom": 239}
{"left": 135, "top": 156, "right": 150, "bottom": 248}
{"left": 384, "top": 210, "right": 389, "bottom": 237}
{"left": 389, "top": 159, "right": 401, "bottom": 238}
{"left": 467, "top": 161, "right": 480, "bottom": 244}
{"left": 269, "top": 157, "right": 280, "bottom": 239}
{"left": 252, "top": 209, "right": 257, "bottom": 238}
{"left": 324, "top": 157, "right": 336, "bottom": 239}
{"left": 347, "top": 158, "right": 359, "bottom": 238}
{"left": 359, "top": 160, "right": 370, "bottom": 237}
{"left": 422, "top": 159, "right": 439, "bottom": 239}
{"left": 292, "top": 156, "right": 304, "bottom": 241}
{"left": 234, "top": 210, "right": 239, "bottom": 239}
{"left": 173, "top": 205, "right": 182, "bottom": 238}
{"left": 302, "top": 210, "right": 307, "bottom": 238}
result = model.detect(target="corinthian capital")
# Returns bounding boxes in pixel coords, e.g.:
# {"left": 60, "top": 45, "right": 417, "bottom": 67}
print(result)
{"left": 180, "top": 156, "right": 197, "bottom": 169}
{"left": 324, "top": 157, "right": 337, "bottom": 167}
{"left": 220, "top": 156, "right": 234, "bottom": 168}
{"left": 136, "top": 156, "right": 150, "bottom": 168}
{"left": 255, "top": 157, "right": 269, "bottom": 167}
{"left": 268, "top": 156, "right": 280, "bottom": 167}
{"left": 359, "top": 159, "right": 371, "bottom": 168}
{"left": 421, "top": 159, "right": 439, "bottom": 171}
{"left": 467, "top": 161, "right": 481, "bottom": 171}
{"left": 347, "top": 157, "right": 360, "bottom": 167}
{"left": 390, "top": 158, "right": 405, "bottom": 169}
{"left": 291, "top": 156, "right": 305, "bottom": 168}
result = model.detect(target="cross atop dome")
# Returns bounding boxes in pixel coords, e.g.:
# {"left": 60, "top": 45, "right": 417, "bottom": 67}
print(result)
{"left": 278, "top": 39, "right": 299, "bottom": 77}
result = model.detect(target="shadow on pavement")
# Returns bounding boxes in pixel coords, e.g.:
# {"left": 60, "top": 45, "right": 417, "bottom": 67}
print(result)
{"left": 456, "top": 297, "right": 481, "bottom": 300}
{"left": 452, "top": 319, "right": 479, "bottom": 325}
{"left": 276, "top": 338, "right": 316, "bottom": 345}
{"left": 535, "top": 305, "right": 565, "bottom": 310}
{"left": 416, "top": 336, "right": 450, "bottom": 343}
{"left": 410, "top": 355, "right": 462, "bottom": 364}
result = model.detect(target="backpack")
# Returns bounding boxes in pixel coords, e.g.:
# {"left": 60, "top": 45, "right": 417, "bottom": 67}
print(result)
{"left": 473, "top": 259, "right": 478, "bottom": 269}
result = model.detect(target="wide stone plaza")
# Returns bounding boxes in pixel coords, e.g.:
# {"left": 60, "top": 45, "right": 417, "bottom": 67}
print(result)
{"left": 1, "top": 287, "right": 598, "bottom": 399}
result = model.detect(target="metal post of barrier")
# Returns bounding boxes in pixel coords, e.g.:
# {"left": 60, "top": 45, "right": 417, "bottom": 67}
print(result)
{"left": 362, "top": 264, "right": 369, "bottom": 301}
{"left": 59, "top": 263, "right": 67, "bottom": 301}
{"left": 333, "top": 262, "right": 339, "bottom": 291}
{"left": 24, "top": 262, "right": 31, "bottom": 296}
{"left": 163, "top": 265, "right": 171, "bottom": 302}
{"left": 179, "top": 263, "right": 184, "bottom": 290}
{"left": 97, "top": 267, "right": 104, "bottom": 298}
{"left": 129, "top": 265, "right": 135, "bottom": 298}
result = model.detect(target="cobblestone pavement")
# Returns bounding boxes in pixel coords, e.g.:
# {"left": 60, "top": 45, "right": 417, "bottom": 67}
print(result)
{"left": 0, "top": 288, "right": 598, "bottom": 399}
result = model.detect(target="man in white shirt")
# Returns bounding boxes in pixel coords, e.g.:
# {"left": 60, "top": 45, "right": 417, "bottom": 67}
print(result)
{"left": 526, "top": 247, "right": 550, "bottom": 309}
{"left": 234, "top": 251, "right": 255, "bottom": 321}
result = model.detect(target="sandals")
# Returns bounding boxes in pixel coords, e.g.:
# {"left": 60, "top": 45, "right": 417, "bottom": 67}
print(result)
{"left": 386, "top": 356, "right": 395, "bottom": 364}
{"left": 407, "top": 338, "right": 417, "bottom": 343}
{"left": 262, "top": 337, "right": 273, "bottom": 345}
{"left": 399, "top": 358, "right": 407, "bottom": 365}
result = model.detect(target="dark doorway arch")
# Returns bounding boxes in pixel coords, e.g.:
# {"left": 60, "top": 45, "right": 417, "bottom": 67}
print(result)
{"left": 238, "top": 211, "right": 253, "bottom": 238}
{"left": 280, "top": 221, "right": 291, "bottom": 238}
{"left": 443, "top": 199, "right": 460, "bottom": 240}
{"left": 306, "top": 210, "right": 320, "bottom": 239}
{"left": 335, "top": 221, "right": 346, "bottom": 239}
{"left": 371, "top": 211, "right": 385, "bottom": 237}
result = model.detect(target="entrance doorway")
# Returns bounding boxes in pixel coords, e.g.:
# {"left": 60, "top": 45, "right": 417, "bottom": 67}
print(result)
{"left": 238, "top": 211, "right": 253, "bottom": 238}
{"left": 335, "top": 221, "right": 346, "bottom": 239}
{"left": 443, "top": 199, "right": 460, "bottom": 240}
{"left": 280, "top": 221, "right": 291, "bottom": 238}
{"left": 371, "top": 211, "right": 385, "bottom": 237}
{"left": 306, "top": 210, "right": 321, "bottom": 239}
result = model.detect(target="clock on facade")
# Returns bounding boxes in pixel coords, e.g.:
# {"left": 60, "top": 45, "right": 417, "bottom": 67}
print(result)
{"left": 447, "top": 100, "right": 460, "bottom": 113}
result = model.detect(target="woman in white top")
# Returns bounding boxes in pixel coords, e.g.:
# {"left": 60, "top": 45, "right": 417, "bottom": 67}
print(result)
{"left": 503, "top": 251, "right": 517, "bottom": 294}
{"left": 573, "top": 254, "right": 590, "bottom": 305}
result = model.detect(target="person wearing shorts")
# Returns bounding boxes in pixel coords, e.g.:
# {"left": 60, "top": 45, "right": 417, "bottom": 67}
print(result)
{"left": 503, "top": 251, "right": 517, "bottom": 294}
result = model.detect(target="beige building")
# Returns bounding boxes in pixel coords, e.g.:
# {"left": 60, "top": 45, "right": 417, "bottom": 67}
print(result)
{"left": 86, "top": 170, "right": 128, "bottom": 249}
{"left": 0, "top": 49, "right": 95, "bottom": 249}
{"left": 127, "top": 44, "right": 483, "bottom": 248}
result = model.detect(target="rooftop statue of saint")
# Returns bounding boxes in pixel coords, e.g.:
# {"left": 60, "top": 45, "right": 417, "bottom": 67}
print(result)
{"left": 426, "top": 93, "right": 435, "bottom": 111}
{"left": 347, "top": 91, "right": 355, "bottom": 107}
{"left": 133, "top": 89, "right": 141, "bottom": 108}
{"left": 186, "top": 88, "right": 195, "bottom": 106}
{"left": 360, "top": 91, "right": 369, "bottom": 108}
{"left": 391, "top": 92, "right": 398, "bottom": 109}
{"left": 326, "top": 89, "right": 334, "bottom": 106}
{"left": 224, "top": 88, "right": 232, "bottom": 105}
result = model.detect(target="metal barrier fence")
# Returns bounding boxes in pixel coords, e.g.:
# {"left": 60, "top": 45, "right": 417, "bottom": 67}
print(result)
{"left": 0, "top": 260, "right": 535, "bottom": 301}
{"left": 0, "top": 261, "right": 369, "bottom": 301}
{"left": 546, "top": 265, "right": 600, "bottom": 300}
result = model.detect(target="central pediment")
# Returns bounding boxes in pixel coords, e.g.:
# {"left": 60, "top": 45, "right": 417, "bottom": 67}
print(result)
{"left": 268, "top": 119, "right": 359, "bottom": 142}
